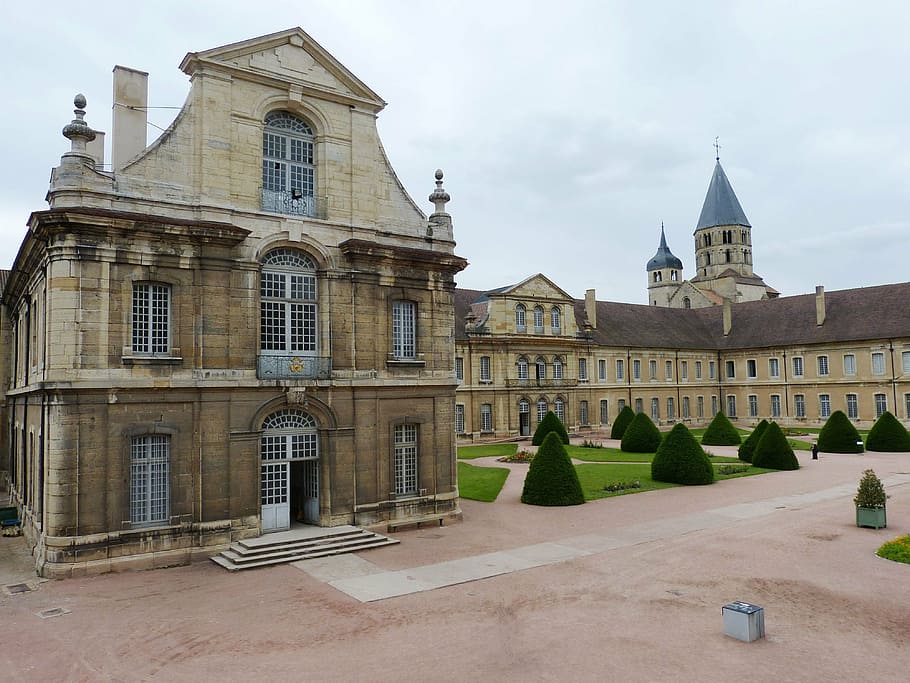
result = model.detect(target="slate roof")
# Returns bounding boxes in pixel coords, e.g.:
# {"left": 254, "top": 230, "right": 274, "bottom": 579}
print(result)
{"left": 456, "top": 281, "right": 910, "bottom": 350}
{"left": 696, "top": 161, "right": 751, "bottom": 229}
{"left": 646, "top": 226, "right": 683, "bottom": 271}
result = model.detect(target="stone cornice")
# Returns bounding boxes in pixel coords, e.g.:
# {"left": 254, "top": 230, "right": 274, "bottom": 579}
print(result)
{"left": 339, "top": 239, "right": 468, "bottom": 276}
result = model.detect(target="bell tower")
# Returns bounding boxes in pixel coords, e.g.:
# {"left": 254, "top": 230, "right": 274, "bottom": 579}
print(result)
{"left": 646, "top": 223, "right": 683, "bottom": 306}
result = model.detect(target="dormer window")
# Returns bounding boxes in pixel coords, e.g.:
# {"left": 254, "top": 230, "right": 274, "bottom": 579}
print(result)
{"left": 262, "top": 111, "right": 319, "bottom": 217}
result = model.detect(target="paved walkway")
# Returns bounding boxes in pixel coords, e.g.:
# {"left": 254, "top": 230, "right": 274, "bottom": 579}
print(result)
{"left": 299, "top": 473, "right": 910, "bottom": 602}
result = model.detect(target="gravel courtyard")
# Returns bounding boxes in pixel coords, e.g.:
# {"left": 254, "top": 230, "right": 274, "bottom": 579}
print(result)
{"left": 2, "top": 445, "right": 908, "bottom": 682}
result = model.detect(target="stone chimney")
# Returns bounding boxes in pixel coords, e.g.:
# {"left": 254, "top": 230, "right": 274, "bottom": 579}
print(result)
{"left": 585, "top": 289, "right": 597, "bottom": 329}
{"left": 723, "top": 298, "right": 732, "bottom": 336}
{"left": 815, "top": 286, "right": 826, "bottom": 326}
{"left": 112, "top": 65, "right": 148, "bottom": 170}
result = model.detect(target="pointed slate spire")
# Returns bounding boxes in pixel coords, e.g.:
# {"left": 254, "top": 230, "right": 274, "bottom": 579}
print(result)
{"left": 647, "top": 223, "right": 683, "bottom": 271}
{"left": 696, "top": 160, "right": 751, "bottom": 229}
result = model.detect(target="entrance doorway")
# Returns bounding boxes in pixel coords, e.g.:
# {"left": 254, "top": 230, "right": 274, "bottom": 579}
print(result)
{"left": 260, "top": 409, "right": 320, "bottom": 533}
{"left": 519, "top": 399, "right": 530, "bottom": 436}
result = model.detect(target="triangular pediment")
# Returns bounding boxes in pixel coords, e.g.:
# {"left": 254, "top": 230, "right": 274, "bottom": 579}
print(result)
{"left": 499, "top": 273, "right": 575, "bottom": 303}
{"left": 180, "top": 28, "right": 385, "bottom": 111}
{"left": 669, "top": 281, "right": 717, "bottom": 308}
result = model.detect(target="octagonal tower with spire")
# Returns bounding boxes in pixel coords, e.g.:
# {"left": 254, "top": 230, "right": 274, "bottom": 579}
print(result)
{"left": 646, "top": 223, "right": 684, "bottom": 306}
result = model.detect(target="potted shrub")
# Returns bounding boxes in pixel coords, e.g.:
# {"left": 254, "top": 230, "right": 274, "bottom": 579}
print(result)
{"left": 854, "top": 469, "right": 887, "bottom": 529}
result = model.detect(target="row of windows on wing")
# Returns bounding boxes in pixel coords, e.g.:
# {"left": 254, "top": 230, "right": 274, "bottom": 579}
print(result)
{"left": 698, "top": 229, "right": 749, "bottom": 248}
{"left": 728, "top": 352, "right": 901, "bottom": 379}
{"left": 131, "top": 247, "right": 418, "bottom": 360}
{"left": 513, "top": 304, "right": 562, "bottom": 333}
{"left": 130, "top": 409, "right": 422, "bottom": 526}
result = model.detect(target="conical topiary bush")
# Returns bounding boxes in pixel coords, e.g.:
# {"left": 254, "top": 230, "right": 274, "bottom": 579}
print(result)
{"left": 865, "top": 411, "right": 910, "bottom": 452}
{"left": 610, "top": 405, "right": 635, "bottom": 440}
{"left": 701, "top": 411, "right": 741, "bottom": 446}
{"left": 521, "top": 431, "right": 585, "bottom": 506}
{"left": 752, "top": 421, "right": 800, "bottom": 470}
{"left": 620, "top": 412, "right": 662, "bottom": 453}
{"left": 738, "top": 419, "right": 769, "bottom": 463}
{"left": 532, "top": 410, "right": 569, "bottom": 446}
{"left": 817, "top": 410, "right": 864, "bottom": 453}
{"left": 651, "top": 423, "right": 715, "bottom": 485}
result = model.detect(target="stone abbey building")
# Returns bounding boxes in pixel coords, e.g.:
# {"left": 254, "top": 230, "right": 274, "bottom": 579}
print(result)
{"left": 2, "top": 28, "right": 909, "bottom": 579}
{"left": 453, "top": 161, "right": 910, "bottom": 440}
{"left": 1, "top": 29, "right": 466, "bottom": 577}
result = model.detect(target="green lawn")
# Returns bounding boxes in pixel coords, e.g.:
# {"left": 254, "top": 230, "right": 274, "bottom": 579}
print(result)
{"left": 457, "top": 462, "right": 511, "bottom": 502}
{"left": 457, "top": 443, "right": 518, "bottom": 459}
{"left": 689, "top": 427, "right": 751, "bottom": 438}
{"left": 787, "top": 439, "right": 812, "bottom": 451}
{"left": 569, "top": 444, "right": 740, "bottom": 464}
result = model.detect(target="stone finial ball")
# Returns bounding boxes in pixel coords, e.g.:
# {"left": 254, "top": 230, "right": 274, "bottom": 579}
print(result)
{"left": 74, "top": 94, "right": 87, "bottom": 109}
{"left": 435, "top": 169, "right": 444, "bottom": 180}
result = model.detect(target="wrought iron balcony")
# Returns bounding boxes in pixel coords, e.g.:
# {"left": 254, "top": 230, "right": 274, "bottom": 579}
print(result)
{"left": 505, "top": 378, "right": 579, "bottom": 388}
{"left": 261, "top": 190, "right": 327, "bottom": 219}
{"left": 257, "top": 355, "right": 332, "bottom": 380}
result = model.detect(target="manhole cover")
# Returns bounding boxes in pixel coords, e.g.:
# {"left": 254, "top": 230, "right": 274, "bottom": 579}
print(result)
{"left": 3, "top": 583, "right": 32, "bottom": 595}
{"left": 37, "top": 607, "right": 71, "bottom": 619}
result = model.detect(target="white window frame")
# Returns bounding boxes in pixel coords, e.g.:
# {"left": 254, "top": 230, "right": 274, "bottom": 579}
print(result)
{"left": 748, "top": 394, "right": 758, "bottom": 417}
{"left": 649, "top": 359, "right": 657, "bottom": 380}
{"left": 667, "top": 397, "right": 675, "bottom": 420}
{"left": 480, "top": 356, "right": 492, "bottom": 383}
{"left": 872, "top": 352, "right": 885, "bottom": 376}
{"left": 665, "top": 360, "right": 673, "bottom": 380}
{"left": 746, "top": 359, "right": 757, "bottom": 379}
{"left": 579, "top": 400, "right": 589, "bottom": 425}
{"left": 682, "top": 396, "right": 690, "bottom": 419}
{"left": 394, "top": 424, "right": 418, "bottom": 496}
{"left": 616, "top": 359, "right": 625, "bottom": 380}
{"left": 599, "top": 399, "right": 608, "bottom": 424}
{"left": 651, "top": 397, "right": 660, "bottom": 420}
{"left": 553, "top": 357, "right": 563, "bottom": 380}
{"left": 819, "top": 394, "right": 831, "bottom": 418}
{"left": 262, "top": 111, "right": 316, "bottom": 216}
{"left": 795, "top": 394, "right": 806, "bottom": 418}
{"left": 132, "top": 283, "right": 170, "bottom": 355}
{"left": 392, "top": 301, "right": 416, "bottom": 360}
{"left": 846, "top": 393, "right": 859, "bottom": 419}
{"left": 480, "top": 404, "right": 493, "bottom": 432}
{"left": 681, "top": 361, "right": 688, "bottom": 381}
{"left": 843, "top": 354, "right": 856, "bottom": 376}
{"left": 578, "top": 357, "right": 588, "bottom": 382}
{"left": 554, "top": 398, "right": 565, "bottom": 422}
{"left": 726, "top": 360, "right": 736, "bottom": 379}
{"left": 817, "top": 355, "right": 829, "bottom": 377}
{"left": 768, "top": 357, "right": 780, "bottom": 379}
{"left": 709, "top": 362, "right": 716, "bottom": 380}
{"left": 903, "top": 351, "right": 910, "bottom": 375}
{"left": 695, "top": 361, "right": 703, "bottom": 380}
{"left": 633, "top": 360, "right": 641, "bottom": 381}
{"left": 537, "top": 399, "right": 548, "bottom": 423}
{"left": 455, "top": 357, "right": 464, "bottom": 381}
{"left": 260, "top": 249, "right": 317, "bottom": 355}
{"left": 697, "top": 395, "right": 704, "bottom": 418}
{"left": 533, "top": 306, "right": 544, "bottom": 333}
{"left": 455, "top": 404, "right": 465, "bottom": 433}
{"left": 515, "top": 304, "right": 526, "bottom": 333}
{"left": 550, "top": 307, "right": 561, "bottom": 334}
{"left": 517, "top": 357, "right": 529, "bottom": 381}
{"left": 770, "top": 394, "right": 781, "bottom": 418}
{"left": 792, "top": 356, "right": 804, "bottom": 378}
{"left": 726, "top": 395, "right": 737, "bottom": 418}
{"left": 598, "top": 359, "right": 607, "bottom": 381}
{"left": 130, "top": 434, "right": 169, "bottom": 526}
{"left": 874, "top": 393, "right": 887, "bottom": 418}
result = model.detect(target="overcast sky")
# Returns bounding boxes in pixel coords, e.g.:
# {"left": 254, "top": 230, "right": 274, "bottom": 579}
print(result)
{"left": 2, "top": 1, "right": 908, "bottom": 304}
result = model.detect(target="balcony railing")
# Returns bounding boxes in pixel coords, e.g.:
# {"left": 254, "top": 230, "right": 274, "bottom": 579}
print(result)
{"left": 261, "top": 190, "right": 327, "bottom": 219}
{"left": 505, "top": 378, "right": 579, "bottom": 388}
{"left": 257, "top": 355, "right": 332, "bottom": 380}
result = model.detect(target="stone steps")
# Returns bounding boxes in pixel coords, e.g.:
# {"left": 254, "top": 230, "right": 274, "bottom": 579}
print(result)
{"left": 211, "top": 525, "right": 399, "bottom": 571}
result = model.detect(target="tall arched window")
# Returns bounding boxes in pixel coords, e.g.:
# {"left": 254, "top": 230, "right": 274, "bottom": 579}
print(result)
{"left": 260, "top": 249, "right": 318, "bottom": 377}
{"left": 517, "top": 356, "right": 529, "bottom": 381}
{"left": 683, "top": 296, "right": 691, "bottom": 309}
{"left": 552, "top": 356, "right": 563, "bottom": 380}
{"left": 533, "top": 306, "right": 544, "bottom": 333}
{"left": 515, "top": 303, "right": 527, "bottom": 332}
{"left": 554, "top": 397, "right": 565, "bottom": 422}
{"left": 536, "top": 398, "right": 548, "bottom": 423}
{"left": 262, "top": 111, "right": 317, "bottom": 216}
{"left": 550, "top": 306, "right": 561, "bottom": 333}
{"left": 535, "top": 357, "right": 547, "bottom": 381}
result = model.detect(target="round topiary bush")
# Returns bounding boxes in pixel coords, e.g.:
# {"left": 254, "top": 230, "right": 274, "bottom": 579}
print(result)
{"left": 521, "top": 431, "right": 585, "bottom": 506}
{"left": 865, "top": 411, "right": 910, "bottom": 452}
{"left": 531, "top": 410, "right": 569, "bottom": 446}
{"left": 752, "top": 421, "right": 800, "bottom": 470}
{"left": 620, "top": 412, "right": 662, "bottom": 453}
{"left": 738, "top": 419, "right": 769, "bottom": 463}
{"left": 817, "top": 410, "right": 864, "bottom": 453}
{"left": 701, "top": 412, "right": 741, "bottom": 446}
{"left": 610, "top": 405, "right": 635, "bottom": 440}
{"left": 651, "top": 423, "right": 715, "bottom": 485}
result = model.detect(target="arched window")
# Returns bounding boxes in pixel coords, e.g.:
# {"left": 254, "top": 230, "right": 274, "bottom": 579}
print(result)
{"left": 554, "top": 397, "right": 565, "bottom": 422}
{"left": 536, "top": 398, "right": 548, "bottom": 423}
{"left": 536, "top": 357, "right": 547, "bottom": 381}
{"left": 533, "top": 306, "right": 544, "bottom": 333}
{"left": 670, "top": 270, "right": 678, "bottom": 281}
{"left": 552, "top": 356, "right": 563, "bottom": 379}
{"left": 262, "top": 111, "right": 317, "bottom": 216}
{"left": 654, "top": 271, "right": 662, "bottom": 283}
{"left": 260, "top": 409, "right": 319, "bottom": 530}
{"left": 260, "top": 248, "right": 318, "bottom": 365}
{"left": 515, "top": 303, "right": 527, "bottom": 332}
{"left": 683, "top": 296, "right": 691, "bottom": 309}
{"left": 550, "top": 306, "right": 561, "bottom": 333}
{"left": 517, "top": 356, "right": 529, "bottom": 380}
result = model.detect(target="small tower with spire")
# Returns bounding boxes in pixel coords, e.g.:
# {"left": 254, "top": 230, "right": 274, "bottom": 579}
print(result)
{"left": 426, "top": 169, "right": 452, "bottom": 241}
{"left": 646, "top": 223, "right": 684, "bottom": 306}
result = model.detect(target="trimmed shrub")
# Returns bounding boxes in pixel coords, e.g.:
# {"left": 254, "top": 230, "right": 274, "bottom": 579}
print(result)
{"left": 817, "top": 410, "right": 864, "bottom": 453}
{"left": 531, "top": 411, "right": 569, "bottom": 446}
{"left": 620, "top": 412, "right": 662, "bottom": 453}
{"left": 738, "top": 419, "right": 769, "bottom": 463}
{"left": 521, "top": 432, "right": 585, "bottom": 506}
{"left": 651, "top": 423, "right": 715, "bottom": 485}
{"left": 752, "top": 421, "right": 800, "bottom": 470}
{"left": 865, "top": 411, "right": 910, "bottom": 452}
{"left": 610, "top": 405, "right": 635, "bottom": 440}
{"left": 701, "top": 412, "right": 742, "bottom": 446}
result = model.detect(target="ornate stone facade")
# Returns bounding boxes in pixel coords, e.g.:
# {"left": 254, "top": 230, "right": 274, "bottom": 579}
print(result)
{"left": 0, "top": 29, "right": 466, "bottom": 577}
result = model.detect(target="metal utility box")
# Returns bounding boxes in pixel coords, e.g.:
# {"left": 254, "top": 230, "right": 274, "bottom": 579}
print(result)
{"left": 722, "top": 601, "right": 765, "bottom": 642}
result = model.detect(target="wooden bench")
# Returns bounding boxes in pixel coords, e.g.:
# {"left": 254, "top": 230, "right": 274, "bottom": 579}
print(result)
{"left": 387, "top": 514, "right": 446, "bottom": 532}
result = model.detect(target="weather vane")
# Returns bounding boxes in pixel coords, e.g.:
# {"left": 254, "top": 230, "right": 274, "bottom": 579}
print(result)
{"left": 714, "top": 136, "right": 721, "bottom": 161}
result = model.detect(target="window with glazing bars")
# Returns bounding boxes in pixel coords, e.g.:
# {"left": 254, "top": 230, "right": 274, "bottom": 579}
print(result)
{"left": 874, "top": 393, "right": 887, "bottom": 418}
{"left": 392, "top": 301, "right": 416, "bottom": 359}
{"left": 517, "top": 357, "right": 529, "bottom": 380}
{"left": 480, "top": 404, "right": 492, "bottom": 431}
{"left": 260, "top": 249, "right": 317, "bottom": 353}
{"left": 598, "top": 359, "right": 607, "bottom": 381}
{"left": 537, "top": 399, "right": 548, "bottom": 423}
{"left": 578, "top": 358, "right": 587, "bottom": 381}
{"left": 846, "top": 393, "right": 858, "bottom": 419}
{"left": 600, "top": 399, "right": 608, "bottom": 424}
{"left": 817, "top": 355, "right": 829, "bottom": 376}
{"left": 132, "top": 283, "right": 170, "bottom": 354}
{"left": 262, "top": 112, "right": 314, "bottom": 195}
{"left": 553, "top": 357, "right": 563, "bottom": 380}
{"left": 130, "top": 435, "right": 169, "bottom": 525}
{"left": 480, "top": 356, "right": 491, "bottom": 382}
{"left": 748, "top": 394, "right": 758, "bottom": 417}
{"left": 770, "top": 394, "right": 781, "bottom": 418}
{"left": 454, "top": 404, "right": 465, "bottom": 433}
{"left": 872, "top": 352, "right": 885, "bottom": 376}
{"left": 795, "top": 394, "right": 806, "bottom": 418}
{"left": 579, "top": 400, "right": 589, "bottom": 425}
{"left": 554, "top": 398, "right": 565, "bottom": 421}
{"left": 819, "top": 394, "right": 831, "bottom": 418}
{"left": 843, "top": 354, "right": 856, "bottom": 376}
{"left": 394, "top": 424, "right": 418, "bottom": 495}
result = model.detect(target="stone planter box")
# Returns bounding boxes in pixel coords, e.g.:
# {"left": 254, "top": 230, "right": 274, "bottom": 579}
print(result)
{"left": 856, "top": 505, "right": 887, "bottom": 529}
